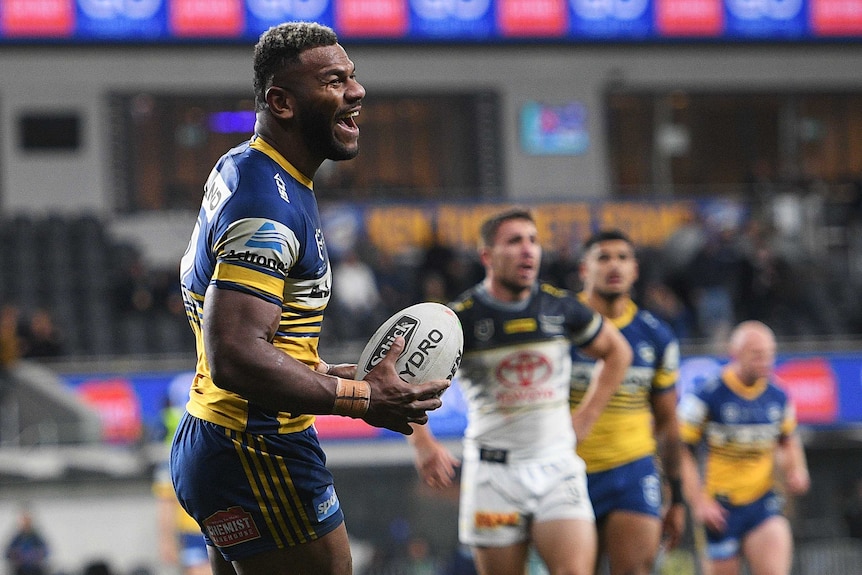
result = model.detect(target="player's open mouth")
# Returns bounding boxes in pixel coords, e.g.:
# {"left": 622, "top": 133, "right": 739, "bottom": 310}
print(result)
{"left": 337, "top": 110, "right": 360, "bottom": 130}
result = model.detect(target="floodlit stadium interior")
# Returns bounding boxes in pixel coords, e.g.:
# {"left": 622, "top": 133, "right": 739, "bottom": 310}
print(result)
{"left": 2, "top": 20, "right": 862, "bottom": 575}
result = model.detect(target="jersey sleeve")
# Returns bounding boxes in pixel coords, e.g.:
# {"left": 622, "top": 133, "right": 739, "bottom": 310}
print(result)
{"left": 652, "top": 316, "right": 681, "bottom": 394}
{"left": 780, "top": 395, "right": 798, "bottom": 437}
{"left": 555, "top": 285, "right": 603, "bottom": 347}
{"left": 211, "top": 217, "right": 300, "bottom": 306}
{"left": 653, "top": 339, "right": 680, "bottom": 393}
{"left": 207, "top": 154, "right": 305, "bottom": 307}
{"left": 677, "top": 380, "right": 712, "bottom": 445}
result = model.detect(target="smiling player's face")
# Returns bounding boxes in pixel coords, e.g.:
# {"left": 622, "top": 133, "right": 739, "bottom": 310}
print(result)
{"left": 290, "top": 44, "right": 366, "bottom": 162}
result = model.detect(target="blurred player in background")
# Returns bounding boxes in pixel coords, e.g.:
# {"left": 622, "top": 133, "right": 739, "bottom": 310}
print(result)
{"left": 570, "top": 230, "right": 686, "bottom": 575}
{"left": 171, "top": 21, "right": 448, "bottom": 575}
{"left": 678, "top": 320, "right": 810, "bottom": 575}
{"left": 154, "top": 376, "right": 209, "bottom": 575}
{"left": 4, "top": 508, "right": 49, "bottom": 575}
{"left": 407, "top": 208, "right": 632, "bottom": 575}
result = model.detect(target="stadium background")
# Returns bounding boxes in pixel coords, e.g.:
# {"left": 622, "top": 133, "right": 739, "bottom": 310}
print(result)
{"left": 2, "top": 1, "right": 862, "bottom": 573}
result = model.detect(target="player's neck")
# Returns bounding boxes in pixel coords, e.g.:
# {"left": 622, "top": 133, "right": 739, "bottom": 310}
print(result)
{"left": 730, "top": 365, "right": 760, "bottom": 387}
{"left": 484, "top": 278, "right": 531, "bottom": 303}
{"left": 255, "top": 119, "right": 321, "bottom": 180}
{"left": 586, "top": 291, "right": 629, "bottom": 319}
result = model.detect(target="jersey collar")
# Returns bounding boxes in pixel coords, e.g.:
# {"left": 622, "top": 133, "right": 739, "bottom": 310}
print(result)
{"left": 722, "top": 367, "right": 768, "bottom": 400}
{"left": 577, "top": 292, "right": 637, "bottom": 329}
{"left": 250, "top": 136, "right": 314, "bottom": 190}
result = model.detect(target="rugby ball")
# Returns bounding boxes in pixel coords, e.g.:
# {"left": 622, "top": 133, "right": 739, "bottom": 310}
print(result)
{"left": 355, "top": 302, "right": 464, "bottom": 384}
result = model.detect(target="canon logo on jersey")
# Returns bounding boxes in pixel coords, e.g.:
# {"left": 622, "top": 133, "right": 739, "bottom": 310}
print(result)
{"left": 364, "top": 315, "right": 419, "bottom": 373}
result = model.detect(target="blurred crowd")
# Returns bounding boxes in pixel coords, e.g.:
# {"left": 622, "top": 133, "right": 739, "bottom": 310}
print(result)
{"left": 2, "top": 195, "right": 861, "bottom": 574}
{"left": 1, "top": 189, "right": 860, "bottom": 365}
{"left": 322, "top": 203, "right": 857, "bottom": 354}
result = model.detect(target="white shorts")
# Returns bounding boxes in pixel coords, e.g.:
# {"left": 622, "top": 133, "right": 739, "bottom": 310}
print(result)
{"left": 458, "top": 449, "right": 594, "bottom": 547}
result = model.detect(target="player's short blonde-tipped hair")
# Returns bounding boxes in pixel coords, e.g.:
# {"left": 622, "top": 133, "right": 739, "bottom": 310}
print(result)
{"left": 253, "top": 21, "right": 338, "bottom": 110}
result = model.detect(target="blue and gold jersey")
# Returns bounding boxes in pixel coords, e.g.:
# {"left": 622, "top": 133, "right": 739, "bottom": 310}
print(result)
{"left": 451, "top": 282, "right": 602, "bottom": 459}
{"left": 179, "top": 136, "right": 330, "bottom": 434}
{"left": 677, "top": 368, "right": 797, "bottom": 505}
{"left": 570, "top": 299, "right": 679, "bottom": 473}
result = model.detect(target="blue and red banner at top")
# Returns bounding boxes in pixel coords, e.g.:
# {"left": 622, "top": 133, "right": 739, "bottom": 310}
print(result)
{"left": 2, "top": 0, "right": 862, "bottom": 44}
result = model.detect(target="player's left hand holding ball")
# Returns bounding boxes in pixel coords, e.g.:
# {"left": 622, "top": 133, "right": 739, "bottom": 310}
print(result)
{"left": 315, "top": 359, "right": 357, "bottom": 379}
{"left": 360, "top": 336, "right": 450, "bottom": 435}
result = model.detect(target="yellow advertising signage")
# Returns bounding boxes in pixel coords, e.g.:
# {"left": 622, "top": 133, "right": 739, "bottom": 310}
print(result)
{"left": 363, "top": 200, "right": 697, "bottom": 255}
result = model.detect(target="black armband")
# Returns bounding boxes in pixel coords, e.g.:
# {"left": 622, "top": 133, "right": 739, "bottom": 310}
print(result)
{"left": 669, "top": 478, "right": 684, "bottom": 505}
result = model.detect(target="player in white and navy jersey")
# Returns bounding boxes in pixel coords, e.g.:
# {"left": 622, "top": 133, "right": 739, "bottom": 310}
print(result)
{"left": 407, "top": 208, "right": 632, "bottom": 575}
{"left": 570, "top": 230, "right": 685, "bottom": 575}
{"left": 169, "top": 22, "right": 448, "bottom": 575}
{"left": 678, "top": 321, "right": 810, "bottom": 575}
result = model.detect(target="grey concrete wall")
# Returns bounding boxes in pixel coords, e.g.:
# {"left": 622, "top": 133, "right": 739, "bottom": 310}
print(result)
{"left": 4, "top": 44, "right": 862, "bottom": 213}
{"left": 0, "top": 481, "right": 161, "bottom": 575}
{"left": 3, "top": 43, "right": 862, "bottom": 266}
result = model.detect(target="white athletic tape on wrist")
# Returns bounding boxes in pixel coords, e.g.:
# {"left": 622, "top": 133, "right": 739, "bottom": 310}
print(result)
{"left": 332, "top": 378, "right": 371, "bottom": 418}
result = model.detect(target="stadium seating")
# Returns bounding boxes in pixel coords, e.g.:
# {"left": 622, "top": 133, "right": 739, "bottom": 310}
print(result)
{"left": 0, "top": 213, "right": 194, "bottom": 358}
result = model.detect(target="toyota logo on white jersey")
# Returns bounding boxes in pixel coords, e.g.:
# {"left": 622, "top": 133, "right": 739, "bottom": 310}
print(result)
{"left": 496, "top": 351, "right": 553, "bottom": 388}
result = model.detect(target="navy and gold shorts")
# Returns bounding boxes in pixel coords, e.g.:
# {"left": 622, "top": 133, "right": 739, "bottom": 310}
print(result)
{"left": 170, "top": 412, "right": 344, "bottom": 561}
{"left": 705, "top": 490, "right": 783, "bottom": 560}
{"left": 586, "top": 455, "right": 663, "bottom": 523}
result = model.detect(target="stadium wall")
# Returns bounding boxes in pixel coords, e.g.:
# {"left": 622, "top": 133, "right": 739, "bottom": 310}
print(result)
{"left": 2, "top": 43, "right": 862, "bottom": 216}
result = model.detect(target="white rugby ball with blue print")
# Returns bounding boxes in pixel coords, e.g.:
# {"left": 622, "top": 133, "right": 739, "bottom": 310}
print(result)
{"left": 355, "top": 302, "right": 464, "bottom": 384}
